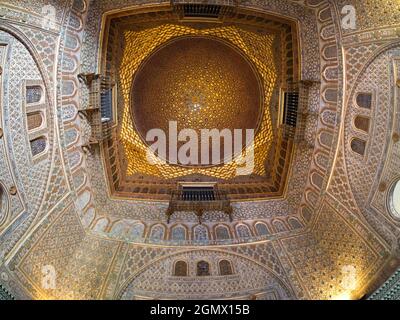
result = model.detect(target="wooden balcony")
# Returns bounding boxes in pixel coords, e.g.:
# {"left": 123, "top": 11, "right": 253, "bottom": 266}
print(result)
{"left": 77, "top": 73, "right": 114, "bottom": 144}
{"left": 172, "top": 0, "right": 237, "bottom": 21}
{"left": 280, "top": 80, "right": 319, "bottom": 146}
{"left": 166, "top": 188, "right": 233, "bottom": 224}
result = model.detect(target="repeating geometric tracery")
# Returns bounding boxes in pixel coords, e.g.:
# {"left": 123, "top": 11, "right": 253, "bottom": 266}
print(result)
{"left": 0, "top": 0, "right": 399, "bottom": 301}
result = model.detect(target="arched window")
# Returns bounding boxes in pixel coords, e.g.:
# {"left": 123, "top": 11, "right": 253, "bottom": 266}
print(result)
{"left": 26, "top": 85, "right": 42, "bottom": 104}
{"left": 351, "top": 138, "right": 367, "bottom": 156}
{"left": 171, "top": 226, "right": 186, "bottom": 241}
{"left": 311, "top": 172, "right": 324, "bottom": 189}
{"left": 193, "top": 224, "right": 208, "bottom": 241}
{"left": 219, "top": 260, "right": 233, "bottom": 276}
{"left": 354, "top": 115, "right": 370, "bottom": 133}
{"left": 82, "top": 208, "right": 95, "bottom": 227}
{"left": 65, "top": 128, "right": 78, "bottom": 146}
{"left": 236, "top": 224, "right": 251, "bottom": 238}
{"left": 76, "top": 190, "right": 90, "bottom": 211}
{"left": 215, "top": 225, "right": 230, "bottom": 240}
{"left": 110, "top": 221, "right": 128, "bottom": 236}
{"left": 0, "top": 183, "right": 8, "bottom": 224}
{"left": 288, "top": 218, "right": 303, "bottom": 230}
{"left": 93, "top": 218, "right": 109, "bottom": 232}
{"left": 129, "top": 223, "right": 144, "bottom": 239}
{"left": 72, "top": 0, "right": 85, "bottom": 12}
{"left": 273, "top": 220, "right": 287, "bottom": 233}
{"left": 389, "top": 180, "right": 400, "bottom": 219}
{"left": 197, "top": 261, "right": 210, "bottom": 276}
{"left": 149, "top": 225, "right": 165, "bottom": 240}
{"left": 27, "top": 112, "right": 43, "bottom": 131}
{"left": 255, "top": 222, "right": 270, "bottom": 236}
{"left": 0, "top": 188, "right": 3, "bottom": 214}
{"left": 174, "top": 261, "right": 188, "bottom": 277}
{"left": 356, "top": 93, "right": 372, "bottom": 109}
{"left": 30, "top": 136, "right": 47, "bottom": 157}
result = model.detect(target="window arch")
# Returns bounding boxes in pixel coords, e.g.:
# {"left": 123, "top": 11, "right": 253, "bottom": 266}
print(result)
{"left": 236, "top": 224, "right": 251, "bottom": 238}
{"left": 133, "top": 187, "right": 140, "bottom": 193}
{"left": 273, "top": 220, "right": 287, "bottom": 233}
{"left": 82, "top": 208, "right": 95, "bottom": 227}
{"left": 77, "top": 190, "right": 90, "bottom": 211}
{"left": 0, "top": 182, "right": 9, "bottom": 225}
{"left": 351, "top": 138, "right": 367, "bottom": 156}
{"left": 170, "top": 225, "right": 186, "bottom": 241}
{"left": 30, "top": 136, "right": 47, "bottom": 157}
{"left": 193, "top": 224, "right": 208, "bottom": 241}
{"left": 389, "top": 180, "right": 400, "bottom": 219}
{"left": 354, "top": 115, "right": 370, "bottom": 133}
{"left": 311, "top": 172, "right": 324, "bottom": 189}
{"left": 301, "top": 206, "right": 313, "bottom": 223}
{"left": 255, "top": 222, "right": 270, "bottom": 236}
{"left": 215, "top": 225, "right": 231, "bottom": 240}
{"left": 0, "top": 185, "right": 4, "bottom": 215}
{"left": 197, "top": 261, "right": 210, "bottom": 276}
{"left": 92, "top": 218, "right": 109, "bottom": 232}
{"left": 26, "top": 85, "right": 43, "bottom": 104}
{"left": 27, "top": 111, "right": 44, "bottom": 131}
{"left": 129, "top": 223, "right": 145, "bottom": 239}
{"left": 24, "top": 81, "right": 48, "bottom": 163}
{"left": 356, "top": 92, "right": 372, "bottom": 109}
{"left": 149, "top": 224, "right": 165, "bottom": 240}
{"left": 110, "top": 221, "right": 128, "bottom": 236}
{"left": 219, "top": 260, "right": 233, "bottom": 276}
{"left": 174, "top": 261, "right": 188, "bottom": 277}
{"left": 288, "top": 217, "right": 303, "bottom": 230}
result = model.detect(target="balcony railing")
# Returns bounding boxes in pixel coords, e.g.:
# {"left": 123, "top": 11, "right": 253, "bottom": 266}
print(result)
{"left": 172, "top": 0, "right": 237, "bottom": 20}
{"left": 281, "top": 81, "right": 319, "bottom": 144}
{"left": 78, "top": 73, "right": 114, "bottom": 144}
{"left": 166, "top": 189, "right": 233, "bottom": 223}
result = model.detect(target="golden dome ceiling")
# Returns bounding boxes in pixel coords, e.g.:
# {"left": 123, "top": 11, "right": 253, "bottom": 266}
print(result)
{"left": 131, "top": 36, "right": 264, "bottom": 166}
{"left": 119, "top": 23, "right": 278, "bottom": 180}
